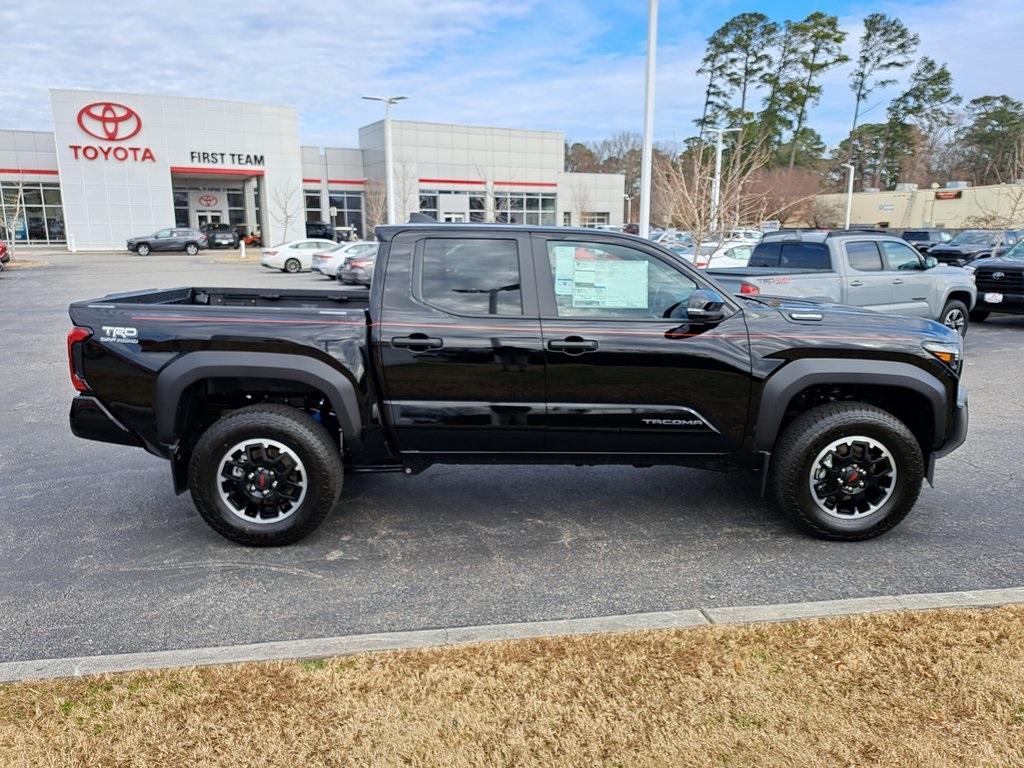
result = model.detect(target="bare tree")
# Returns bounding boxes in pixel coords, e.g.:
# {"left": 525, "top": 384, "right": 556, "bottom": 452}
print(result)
{"left": 745, "top": 166, "right": 823, "bottom": 225}
{"left": 0, "top": 179, "right": 25, "bottom": 260}
{"left": 652, "top": 136, "right": 777, "bottom": 249}
{"left": 570, "top": 177, "right": 593, "bottom": 227}
{"left": 269, "top": 185, "right": 302, "bottom": 242}
{"left": 363, "top": 180, "right": 387, "bottom": 236}
{"left": 806, "top": 197, "right": 843, "bottom": 228}
{"left": 393, "top": 157, "right": 420, "bottom": 223}
{"left": 961, "top": 135, "right": 1024, "bottom": 227}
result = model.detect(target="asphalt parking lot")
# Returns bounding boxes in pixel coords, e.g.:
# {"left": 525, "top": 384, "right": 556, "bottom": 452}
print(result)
{"left": 1, "top": 249, "right": 1022, "bottom": 663}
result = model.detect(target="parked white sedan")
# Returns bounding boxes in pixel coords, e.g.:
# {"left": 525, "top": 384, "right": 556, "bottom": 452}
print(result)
{"left": 311, "top": 241, "right": 379, "bottom": 278}
{"left": 669, "top": 239, "right": 754, "bottom": 269}
{"left": 260, "top": 239, "right": 337, "bottom": 273}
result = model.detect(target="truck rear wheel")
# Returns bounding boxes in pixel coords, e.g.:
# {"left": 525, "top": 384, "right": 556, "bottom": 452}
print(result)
{"left": 770, "top": 403, "right": 923, "bottom": 541}
{"left": 188, "top": 404, "right": 343, "bottom": 546}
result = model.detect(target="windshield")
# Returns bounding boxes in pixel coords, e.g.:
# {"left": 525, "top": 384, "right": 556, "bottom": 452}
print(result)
{"left": 1000, "top": 241, "right": 1024, "bottom": 260}
{"left": 949, "top": 230, "right": 997, "bottom": 246}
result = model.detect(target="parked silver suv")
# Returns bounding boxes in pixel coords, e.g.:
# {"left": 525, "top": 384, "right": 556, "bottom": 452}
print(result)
{"left": 127, "top": 228, "right": 208, "bottom": 256}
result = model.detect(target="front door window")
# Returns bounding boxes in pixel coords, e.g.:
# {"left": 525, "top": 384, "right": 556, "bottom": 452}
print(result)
{"left": 545, "top": 240, "right": 697, "bottom": 319}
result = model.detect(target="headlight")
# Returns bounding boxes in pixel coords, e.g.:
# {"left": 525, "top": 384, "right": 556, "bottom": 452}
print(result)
{"left": 964, "top": 265, "right": 976, "bottom": 274}
{"left": 923, "top": 340, "right": 963, "bottom": 371}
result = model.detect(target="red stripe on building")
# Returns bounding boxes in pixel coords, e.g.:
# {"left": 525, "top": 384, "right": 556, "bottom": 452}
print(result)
{"left": 327, "top": 178, "right": 366, "bottom": 185}
{"left": 303, "top": 177, "right": 321, "bottom": 183}
{"left": 0, "top": 167, "right": 60, "bottom": 176}
{"left": 418, "top": 177, "right": 485, "bottom": 185}
{"left": 169, "top": 166, "right": 264, "bottom": 177}
{"left": 494, "top": 180, "right": 557, "bottom": 187}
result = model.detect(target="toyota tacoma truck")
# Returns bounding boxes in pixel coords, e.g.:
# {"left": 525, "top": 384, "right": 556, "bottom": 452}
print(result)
{"left": 708, "top": 230, "right": 976, "bottom": 335}
{"left": 67, "top": 224, "right": 968, "bottom": 546}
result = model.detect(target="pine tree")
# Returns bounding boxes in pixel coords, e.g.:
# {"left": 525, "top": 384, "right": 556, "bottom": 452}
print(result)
{"left": 849, "top": 13, "right": 919, "bottom": 138}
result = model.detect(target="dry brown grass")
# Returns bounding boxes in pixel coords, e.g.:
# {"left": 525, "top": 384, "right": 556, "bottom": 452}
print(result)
{"left": 3, "top": 607, "right": 1024, "bottom": 767}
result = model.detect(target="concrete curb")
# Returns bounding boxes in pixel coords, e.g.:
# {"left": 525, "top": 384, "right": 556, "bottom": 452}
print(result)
{"left": 2, "top": 586, "right": 1023, "bottom": 683}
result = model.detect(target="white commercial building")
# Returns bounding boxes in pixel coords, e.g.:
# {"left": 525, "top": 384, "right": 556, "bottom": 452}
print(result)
{"left": 0, "top": 89, "right": 625, "bottom": 250}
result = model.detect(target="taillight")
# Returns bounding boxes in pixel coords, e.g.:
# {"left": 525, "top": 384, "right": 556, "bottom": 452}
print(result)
{"left": 67, "top": 326, "right": 92, "bottom": 392}
{"left": 739, "top": 282, "right": 760, "bottom": 296}
{"left": 350, "top": 259, "right": 372, "bottom": 268}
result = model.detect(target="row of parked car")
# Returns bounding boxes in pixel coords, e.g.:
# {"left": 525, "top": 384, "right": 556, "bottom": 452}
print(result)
{"left": 259, "top": 238, "right": 378, "bottom": 285}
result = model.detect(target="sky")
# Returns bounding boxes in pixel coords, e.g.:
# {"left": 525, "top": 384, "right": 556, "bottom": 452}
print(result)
{"left": 1, "top": 0, "right": 1021, "bottom": 150}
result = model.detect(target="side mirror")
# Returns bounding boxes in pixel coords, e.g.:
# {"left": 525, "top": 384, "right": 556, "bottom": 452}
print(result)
{"left": 686, "top": 288, "right": 727, "bottom": 323}
{"left": 924, "top": 256, "right": 938, "bottom": 269}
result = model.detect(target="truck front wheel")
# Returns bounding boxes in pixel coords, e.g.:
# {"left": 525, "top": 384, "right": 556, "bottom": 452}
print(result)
{"left": 770, "top": 403, "right": 923, "bottom": 541}
{"left": 188, "top": 404, "right": 343, "bottom": 546}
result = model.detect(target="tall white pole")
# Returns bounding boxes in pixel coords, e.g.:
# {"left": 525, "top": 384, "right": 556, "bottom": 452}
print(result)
{"left": 384, "top": 100, "right": 396, "bottom": 225}
{"left": 710, "top": 129, "right": 724, "bottom": 233}
{"left": 638, "top": 0, "right": 658, "bottom": 239}
{"left": 842, "top": 163, "right": 855, "bottom": 229}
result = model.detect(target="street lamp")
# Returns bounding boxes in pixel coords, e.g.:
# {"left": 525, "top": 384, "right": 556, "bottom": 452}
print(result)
{"left": 362, "top": 95, "right": 408, "bottom": 225}
{"left": 841, "top": 163, "right": 855, "bottom": 230}
{"left": 707, "top": 126, "right": 739, "bottom": 234}
{"left": 638, "top": 0, "right": 658, "bottom": 239}
{"left": 624, "top": 193, "right": 632, "bottom": 226}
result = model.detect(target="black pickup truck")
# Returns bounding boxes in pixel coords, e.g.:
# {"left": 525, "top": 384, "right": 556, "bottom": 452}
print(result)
{"left": 67, "top": 224, "right": 968, "bottom": 545}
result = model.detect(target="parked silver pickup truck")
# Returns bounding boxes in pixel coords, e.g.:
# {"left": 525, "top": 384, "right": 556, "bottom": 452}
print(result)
{"left": 708, "top": 230, "right": 977, "bottom": 335}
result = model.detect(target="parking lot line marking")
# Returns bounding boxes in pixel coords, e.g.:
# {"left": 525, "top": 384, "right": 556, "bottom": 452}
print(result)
{"left": 3, "top": 586, "right": 1024, "bottom": 683}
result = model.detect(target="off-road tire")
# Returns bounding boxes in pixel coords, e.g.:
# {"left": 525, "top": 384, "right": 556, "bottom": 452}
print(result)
{"left": 969, "top": 310, "right": 989, "bottom": 323}
{"left": 188, "top": 404, "right": 343, "bottom": 546}
{"left": 771, "top": 402, "right": 924, "bottom": 541}
{"left": 284, "top": 258, "right": 301, "bottom": 273}
{"left": 136, "top": 243, "right": 151, "bottom": 256}
{"left": 939, "top": 299, "right": 969, "bottom": 337}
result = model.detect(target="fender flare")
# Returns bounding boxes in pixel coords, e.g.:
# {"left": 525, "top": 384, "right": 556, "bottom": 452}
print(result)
{"left": 154, "top": 351, "right": 362, "bottom": 444}
{"left": 754, "top": 358, "right": 947, "bottom": 451}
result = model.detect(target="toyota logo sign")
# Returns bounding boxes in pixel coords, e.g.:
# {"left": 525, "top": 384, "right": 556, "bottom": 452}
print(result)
{"left": 198, "top": 194, "right": 218, "bottom": 207}
{"left": 76, "top": 102, "right": 142, "bottom": 142}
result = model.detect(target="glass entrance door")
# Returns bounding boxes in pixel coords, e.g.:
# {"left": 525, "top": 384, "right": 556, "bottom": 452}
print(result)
{"left": 196, "top": 212, "right": 223, "bottom": 227}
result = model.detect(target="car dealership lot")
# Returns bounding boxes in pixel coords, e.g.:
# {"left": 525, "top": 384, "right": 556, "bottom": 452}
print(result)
{"left": 1, "top": 251, "right": 1022, "bottom": 663}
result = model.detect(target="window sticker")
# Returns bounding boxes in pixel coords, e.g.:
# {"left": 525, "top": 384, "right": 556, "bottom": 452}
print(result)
{"left": 571, "top": 260, "right": 648, "bottom": 309}
{"left": 553, "top": 246, "right": 576, "bottom": 295}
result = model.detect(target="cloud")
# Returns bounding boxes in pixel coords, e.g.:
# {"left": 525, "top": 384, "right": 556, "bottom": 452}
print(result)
{"left": 0, "top": 0, "right": 1020, "bottom": 149}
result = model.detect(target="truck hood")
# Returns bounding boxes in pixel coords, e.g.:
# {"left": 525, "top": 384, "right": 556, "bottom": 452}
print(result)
{"left": 929, "top": 243, "right": 991, "bottom": 255}
{"left": 743, "top": 295, "right": 958, "bottom": 341}
{"left": 969, "top": 255, "right": 1024, "bottom": 271}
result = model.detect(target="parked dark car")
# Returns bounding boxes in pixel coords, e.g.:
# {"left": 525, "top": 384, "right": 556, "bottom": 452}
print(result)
{"left": 928, "top": 229, "right": 1024, "bottom": 266}
{"left": 901, "top": 229, "right": 954, "bottom": 253}
{"left": 127, "top": 228, "right": 208, "bottom": 256}
{"left": 200, "top": 222, "right": 240, "bottom": 248}
{"left": 68, "top": 224, "right": 967, "bottom": 547}
{"left": 305, "top": 221, "right": 337, "bottom": 241}
{"left": 966, "top": 240, "right": 1024, "bottom": 321}
{"left": 337, "top": 251, "right": 377, "bottom": 285}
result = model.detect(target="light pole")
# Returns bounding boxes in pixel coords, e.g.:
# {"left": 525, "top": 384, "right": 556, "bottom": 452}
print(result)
{"left": 707, "top": 126, "right": 739, "bottom": 233}
{"left": 841, "top": 163, "right": 855, "bottom": 229}
{"left": 638, "top": 0, "right": 658, "bottom": 239}
{"left": 362, "top": 95, "right": 407, "bottom": 225}
{"left": 624, "top": 193, "right": 632, "bottom": 226}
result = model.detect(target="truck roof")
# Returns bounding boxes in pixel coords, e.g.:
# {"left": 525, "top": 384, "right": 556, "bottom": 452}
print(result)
{"left": 760, "top": 229, "right": 904, "bottom": 243}
{"left": 375, "top": 223, "right": 646, "bottom": 242}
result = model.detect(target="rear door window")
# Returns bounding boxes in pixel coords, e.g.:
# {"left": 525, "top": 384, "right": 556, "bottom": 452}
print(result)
{"left": 846, "top": 241, "right": 884, "bottom": 271}
{"left": 419, "top": 238, "right": 522, "bottom": 316}
{"left": 779, "top": 243, "right": 830, "bottom": 269}
{"left": 748, "top": 241, "right": 781, "bottom": 267}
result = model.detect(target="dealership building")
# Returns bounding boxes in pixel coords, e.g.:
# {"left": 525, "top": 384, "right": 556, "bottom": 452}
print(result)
{"left": 0, "top": 89, "right": 625, "bottom": 250}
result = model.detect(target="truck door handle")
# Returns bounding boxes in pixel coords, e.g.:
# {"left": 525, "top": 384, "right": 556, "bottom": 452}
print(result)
{"left": 849, "top": 280, "right": 864, "bottom": 287}
{"left": 547, "top": 336, "right": 598, "bottom": 354}
{"left": 391, "top": 334, "right": 443, "bottom": 350}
